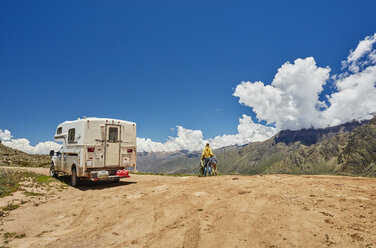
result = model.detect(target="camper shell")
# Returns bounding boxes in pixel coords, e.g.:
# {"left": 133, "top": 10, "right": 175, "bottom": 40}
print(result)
{"left": 50, "top": 117, "right": 136, "bottom": 186}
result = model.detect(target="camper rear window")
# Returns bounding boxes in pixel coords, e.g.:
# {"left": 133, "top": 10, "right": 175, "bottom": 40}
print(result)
{"left": 108, "top": 127, "right": 118, "bottom": 142}
{"left": 68, "top": 128, "right": 75, "bottom": 143}
{"left": 57, "top": 127, "right": 62, "bottom": 135}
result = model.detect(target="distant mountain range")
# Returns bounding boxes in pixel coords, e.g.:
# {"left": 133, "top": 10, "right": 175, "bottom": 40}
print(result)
{"left": 137, "top": 118, "right": 376, "bottom": 177}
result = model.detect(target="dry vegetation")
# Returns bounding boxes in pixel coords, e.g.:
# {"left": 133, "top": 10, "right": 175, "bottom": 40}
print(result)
{"left": 0, "top": 144, "right": 50, "bottom": 168}
{"left": 0, "top": 167, "right": 68, "bottom": 248}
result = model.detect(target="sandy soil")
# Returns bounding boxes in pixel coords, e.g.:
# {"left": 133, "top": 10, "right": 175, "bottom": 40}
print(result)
{"left": 0, "top": 168, "right": 375, "bottom": 248}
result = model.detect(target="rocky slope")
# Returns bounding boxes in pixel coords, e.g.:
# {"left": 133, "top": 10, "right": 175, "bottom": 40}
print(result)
{"left": 0, "top": 143, "right": 50, "bottom": 167}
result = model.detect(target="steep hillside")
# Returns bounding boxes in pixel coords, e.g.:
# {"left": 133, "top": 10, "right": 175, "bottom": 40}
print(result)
{"left": 140, "top": 118, "right": 376, "bottom": 177}
{"left": 338, "top": 118, "right": 376, "bottom": 176}
{"left": 265, "top": 134, "right": 348, "bottom": 175}
{"left": 0, "top": 143, "right": 51, "bottom": 167}
{"left": 274, "top": 120, "right": 366, "bottom": 146}
{"left": 266, "top": 117, "right": 376, "bottom": 177}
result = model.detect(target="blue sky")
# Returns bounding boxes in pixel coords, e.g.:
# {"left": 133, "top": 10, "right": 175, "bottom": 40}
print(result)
{"left": 1, "top": 0, "right": 376, "bottom": 151}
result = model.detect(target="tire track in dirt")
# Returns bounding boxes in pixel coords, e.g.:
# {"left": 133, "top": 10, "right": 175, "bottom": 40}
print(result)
{"left": 143, "top": 208, "right": 193, "bottom": 248}
{"left": 143, "top": 179, "right": 212, "bottom": 248}
{"left": 142, "top": 186, "right": 190, "bottom": 248}
{"left": 67, "top": 207, "right": 87, "bottom": 228}
{"left": 142, "top": 196, "right": 167, "bottom": 248}
{"left": 183, "top": 219, "right": 200, "bottom": 248}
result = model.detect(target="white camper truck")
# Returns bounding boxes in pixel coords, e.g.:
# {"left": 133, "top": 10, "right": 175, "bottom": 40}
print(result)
{"left": 50, "top": 117, "right": 136, "bottom": 187}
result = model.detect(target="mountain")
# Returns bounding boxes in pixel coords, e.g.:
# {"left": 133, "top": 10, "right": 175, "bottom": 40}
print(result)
{"left": 0, "top": 142, "right": 51, "bottom": 167}
{"left": 137, "top": 118, "right": 376, "bottom": 177}
{"left": 264, "top": 118, "right": 376, "bottom": 177}
{"left": 136, "top": 150, "right": 191, "bottom": 172}
{"left": 337, "top": 119, "right": 376, "bottom": 176}
{"left": 274, "top": 120, "right": 367, "bottom": 146}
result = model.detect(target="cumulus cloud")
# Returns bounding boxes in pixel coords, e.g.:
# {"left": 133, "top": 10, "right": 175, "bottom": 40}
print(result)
{"left": 369, "top": 50, "right": 376, "bottom": 64}
{"left": 0, "top": 129, "right": 61, "bottom": 155}
{"left": 234, "top": 57, "right": 330, "bottom": 130}
{"left": 137, "top": 115, "right": 278, "bottom": 152}
{"left": 323, "top": 65, "right": 376, "bottom": 126}
{"left": 343, "top": 33, "right": 376, "bottom": 73}
{"left": 234, "top": 33, "right": 376, "bottom": 131}
{"left": 209, "top": 115, "right": 277, "bottom": 149}
{"left": 0, "top": 129, "right": 12, "bottom": 141}
{"left": 137, "top": 126, "right": 205, "bottom": 152}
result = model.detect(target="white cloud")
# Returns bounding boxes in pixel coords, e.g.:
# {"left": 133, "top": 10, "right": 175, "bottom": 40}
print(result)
{"left": 346, "top": 33, "right": 376, "bottom": 63}
{"left": 137, "top": 126, "right": 205, "bottom": 152}
{"left": 342, "top": 33, "right": 376, "bottom": 73}
{"left": 0, "top": 129, "right": 12, "bottom": 141}
{"left": 0, "top": 129, "right": 61, "bottom": 155}
{"left": 137, "top": 116, "right": 278, "bottom": 152}
{"left": 323, "top": 65, "right": 376, "bottom": 126}
{"left": 233, "top": 33, "right": 376, "bottom": 131}
{"left": 209, "top": 115, "right": 278, "bottom": 149}
{"left": 369, "top": 50, "right": 376, "bottom": 64}
{"left": 234, "top": 57, "right": 330, "bottom": 130}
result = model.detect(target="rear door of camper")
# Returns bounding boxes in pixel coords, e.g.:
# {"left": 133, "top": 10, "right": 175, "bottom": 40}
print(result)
{"left": 104, "top": 124, "right": 121, "bottom": 166}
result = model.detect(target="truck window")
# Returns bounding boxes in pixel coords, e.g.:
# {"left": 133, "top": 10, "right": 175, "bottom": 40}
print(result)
{"left": 108, "top": 127, "right": 118, "bottom": 142}
{"left": 68, "top": 128, "right": 75, "bottom": 143}
{"left": 57, "top": 127, "right": 62, "bottom": 134}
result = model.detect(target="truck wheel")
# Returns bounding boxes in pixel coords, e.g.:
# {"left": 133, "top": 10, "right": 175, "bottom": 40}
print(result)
{"left": 50, "top": 163, "right": 58, "bottom": 178}
{"left": 71, "top": 167, "right": 80, "bottom": 187}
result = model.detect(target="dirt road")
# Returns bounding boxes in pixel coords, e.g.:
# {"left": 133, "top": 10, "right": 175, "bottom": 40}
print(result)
{"left": 1, "top": 168, "right": 375, "bottom": 248}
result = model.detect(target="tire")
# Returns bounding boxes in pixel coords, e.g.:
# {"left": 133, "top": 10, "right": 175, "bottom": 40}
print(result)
{"left": 50, "top": 163, "right": 58, "bottom": 178}
{"left": 71, "top": 167, "right": 80, "bottom": 187}
{"left": 113, "top": 179, "right": 120, "bottom": 183}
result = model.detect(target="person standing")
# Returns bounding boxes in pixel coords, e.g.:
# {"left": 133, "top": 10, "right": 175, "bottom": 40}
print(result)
{"left": 201, "top": 143, "right": 214, "bottom": 176}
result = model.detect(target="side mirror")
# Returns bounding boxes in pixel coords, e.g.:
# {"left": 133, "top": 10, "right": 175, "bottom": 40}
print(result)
{"left": 49, "top": 150, "right": 55, "bottom": 156}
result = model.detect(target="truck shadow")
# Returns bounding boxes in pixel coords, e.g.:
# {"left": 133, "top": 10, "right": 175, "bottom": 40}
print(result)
{"left": 57, "top": 176, "right": 137, "bottom": 190}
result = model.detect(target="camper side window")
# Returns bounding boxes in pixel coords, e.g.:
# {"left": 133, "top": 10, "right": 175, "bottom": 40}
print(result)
{"left": 108, "top": 127, "right": 118, "bottom": 142}
{"left": 56, "top": 127, "right": 62, "bottom": 135}
{"left": 68, "top": 128, "right": 76, "bottom": 143}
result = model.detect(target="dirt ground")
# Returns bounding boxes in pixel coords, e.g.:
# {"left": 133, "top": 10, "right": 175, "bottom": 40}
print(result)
{"left": 0, "top": 168, "right": 375, "bottom": 248}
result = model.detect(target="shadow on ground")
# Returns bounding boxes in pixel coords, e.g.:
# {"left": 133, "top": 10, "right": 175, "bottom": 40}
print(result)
{"left": 56, "top": 176, "right": 137, "bottom": 190}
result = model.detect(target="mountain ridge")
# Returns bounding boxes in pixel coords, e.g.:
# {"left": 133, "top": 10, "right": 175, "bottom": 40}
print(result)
{"left": 137, "top": 118, "right": 376, "bottom": 177}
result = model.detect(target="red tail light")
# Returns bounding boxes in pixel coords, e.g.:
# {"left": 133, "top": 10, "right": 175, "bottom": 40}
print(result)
{"left": 127, "top": 149, "right": 133, "bottom": 153}
{"left": 88, "top": 147, "right": 95, "bottom": 152}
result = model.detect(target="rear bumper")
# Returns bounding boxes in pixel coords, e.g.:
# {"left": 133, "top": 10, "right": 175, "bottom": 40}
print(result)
{"left": 91, "top": 175, "right": 130, "bottom": 181}
{"left": 90, "top": 169, "right": 130, "bottom": 181}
